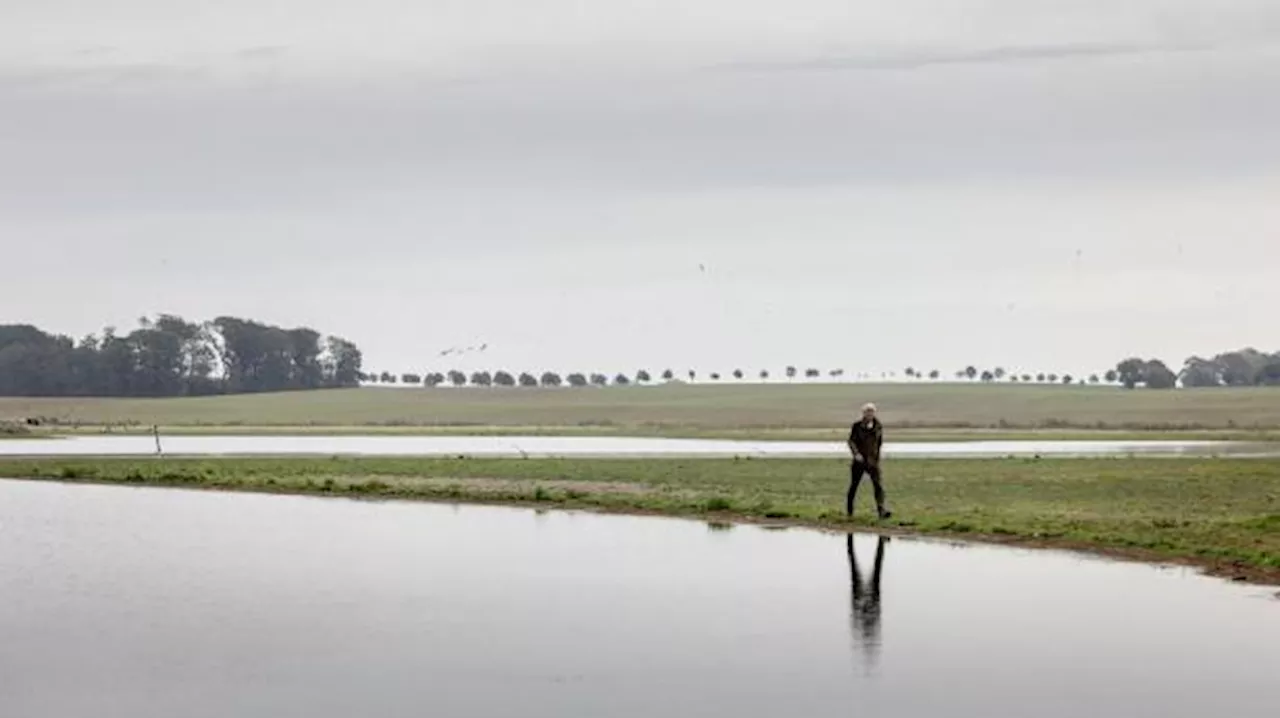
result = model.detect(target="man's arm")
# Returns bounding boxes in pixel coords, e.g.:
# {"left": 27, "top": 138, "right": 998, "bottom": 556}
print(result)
{"left": 847, "top": 424, "right": 861, "bottom": 461}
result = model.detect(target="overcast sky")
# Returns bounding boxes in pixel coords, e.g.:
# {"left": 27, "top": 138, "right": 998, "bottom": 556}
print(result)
{"left": 4, "top": 0, "right": 1279, "bottom": 378}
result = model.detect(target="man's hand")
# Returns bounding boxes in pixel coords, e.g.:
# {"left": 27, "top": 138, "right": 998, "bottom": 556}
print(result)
{"left": 852, "top": 452, "right": 863, "bottom": 463}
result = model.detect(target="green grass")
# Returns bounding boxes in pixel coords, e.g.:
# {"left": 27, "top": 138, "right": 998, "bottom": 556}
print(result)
{"left": 4, "top": 455, "right": 1278, "bottom": 583}
{"left": 5, "top": 384, "right": 1280, "bottom": 434}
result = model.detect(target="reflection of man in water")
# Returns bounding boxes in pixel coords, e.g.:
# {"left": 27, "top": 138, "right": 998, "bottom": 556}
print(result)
{"left": 847, "top": 403, "right": 891, "bottom": 519}
{"left": 848, "top": 534, "right": 887, "bottom": 668}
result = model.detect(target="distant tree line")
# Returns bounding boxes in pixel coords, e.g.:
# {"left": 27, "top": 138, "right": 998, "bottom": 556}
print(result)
{"left": 1166, "top": 348, "right": 1280, "bottom": 389}
{"left": 0, "top": 316, "right": 363, "bottom": 397}
{"left": 368, "top": 365, "right": 1107, "bottom": 388}
{"left": 370, "top": 349, "right": 1280, "bottom": 391}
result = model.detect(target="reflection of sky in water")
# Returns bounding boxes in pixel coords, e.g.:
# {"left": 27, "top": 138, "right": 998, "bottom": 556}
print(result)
{"left": 2, "top": 480, "right": 1276, "bottom": 717}
{"left": 2, "top": 435, "right": 1276, "bottom": 458}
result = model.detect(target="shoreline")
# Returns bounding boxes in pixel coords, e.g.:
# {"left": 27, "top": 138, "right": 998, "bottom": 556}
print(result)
{"left": 6, "top": 473, "right": 1278, "bottom": 587}
{"left": 3, "top": 455, "right": 1277, "bottom": 586}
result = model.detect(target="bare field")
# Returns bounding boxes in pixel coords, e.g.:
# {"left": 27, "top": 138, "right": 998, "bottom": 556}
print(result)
{"left": 3, "top": 383, "right": 1280, "bottom": 431}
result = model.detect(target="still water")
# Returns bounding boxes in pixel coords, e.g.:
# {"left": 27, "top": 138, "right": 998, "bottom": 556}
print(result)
{"left": 1, "top": 434, "right": 1274, "bottom": 458}
{"left": 1, "top": 480, "right": 1276, "bottom": 718}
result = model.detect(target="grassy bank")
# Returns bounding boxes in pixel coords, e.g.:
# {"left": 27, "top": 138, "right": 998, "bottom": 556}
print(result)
{"left": 5, "top": 384, "right": 1280, "bottom": 434}
{"left": 4, "top": 456, "right": 1277, "bottom": 584}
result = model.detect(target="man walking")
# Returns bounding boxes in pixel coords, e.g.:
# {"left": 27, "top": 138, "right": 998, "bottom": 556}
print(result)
{"left": 847, "top": 403, "right": 891, "bottom": 519}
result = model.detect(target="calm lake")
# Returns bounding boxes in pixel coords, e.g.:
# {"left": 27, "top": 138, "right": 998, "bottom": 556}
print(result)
{"left": 1, "top": 435, "right": 1275, "bottom": 458}
{"left": 1, "top": 480, "right": 1275, "bottom": 718}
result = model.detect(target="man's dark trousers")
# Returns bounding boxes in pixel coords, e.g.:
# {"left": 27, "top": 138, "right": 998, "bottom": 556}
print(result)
{"left": 847, "top": 460, "right": 886, "bottom": 516}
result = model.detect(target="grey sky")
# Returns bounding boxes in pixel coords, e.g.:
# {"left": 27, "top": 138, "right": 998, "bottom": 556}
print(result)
{"left": 4, "top": 0, "right": 1279, "bottom": 378}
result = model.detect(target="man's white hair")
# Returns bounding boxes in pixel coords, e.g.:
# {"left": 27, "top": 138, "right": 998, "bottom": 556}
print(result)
{"left": 861, "top": 403, "right": 877, "bottom": 413}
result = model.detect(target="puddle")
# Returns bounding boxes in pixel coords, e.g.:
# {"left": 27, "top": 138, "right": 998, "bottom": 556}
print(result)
{"left": 0, "top": 435, "right": 1274, "bottom": 458}
{"left": 1, "top": 479, "right": 1275, "bottom": 717}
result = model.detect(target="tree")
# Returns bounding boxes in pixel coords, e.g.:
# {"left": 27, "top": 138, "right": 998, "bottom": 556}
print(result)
{"left": 285, "top": 327, "right": 325, "bottom": 390}
{"left": 904, "top": 367, "right": 916, "bottom": 378}
{"left": 424, "top": 373, "right": 445, "bottom": 387}
{"left": 804, "top": 368, "right": 820, "bottom": 378}
{"left": 1114, "top": 357, "right": 1177, "bottom": 389}
{"left": 1088, "top": 374, "right": 1100, "bottom": 384}
{"left": 636, "top": 370, "right": 652, "bottom": 383}
{"left": 1021, "top": 374, "right": 1032, "bottom": 382}
{"left": 321, "top": 336, "right": 363, "bottom": 389}
{"left": 540, "top": 372, "right": 562, "bottom": 387}
{"left": 1036, "top": 373, "right": 1046, "bottom": 382}
{"left": 614, "top": 373, "right": 631, "bottom": 385}
{"left": 1180, "top": 356, "right": 1223, "bottom": 388}
{"left": 1214, "top": 349, "right": 1269, "bottom": 386}
{"left": 1115, "top": 358, "right": 1145, "bottom": 389}
{"left": 980, "top": 370, "right": 994, "bottom": 382}
{"left": 964, "top": 366, "right": 978, "bottom": 381}
{"left": 928, "top": 369, "right": 940, "bottom": 380}
{"left": 379, "top": 371, "right": 396, "bottom": 384}
{"left": 1256, "top": 362, "right": 1280, "bottom": 386}
{"left": 1104, "top": 369, "right": 1118, "bottom": 384}
{"left": 493, "top": 371, "right": 516, "bottom": 387}
{"left": 1061, "top": 374, "right": 1073, "bottom": 385}
{"left": 566, "top": 373, "right": 588, "bottom": 387}
{"left": 212, "top": 316, "right": 320, "bottom": 394}
{"left": 688, "top": 370, "right": 697, "bottom": 382}
{"left": 448, "top": 370, "right": 467, "bottom": 387}
{"left": 401, "top": 373, "right": 422, "bottom": 385}
{"left": 994, "top": 367, "right": 1007, "bottom": 380}
{"left": 519, "top": 372, "right": 538, "bottom": 387}
{"left": 785, "top": 366, "right": 797, "bottom": 381}
{"left": 709, "top": 372, "right": 721, "bottom": 381}
{"left": 759, "top": 369, "right": 769, "bottom": 380}
{"left": 662, "top": 369, "right": 674, "bottom": 381}
{"left": 590, "top": 373, "right": 608, "bottom": 386}
{"left": 733, "top": 369, "right": 744, "bottom": 380}
{"left": 1047, "top": 373, "right": 1059, "bottom": 383}
{"left": 829, "top": 369, "right": 844, "bottom": 378}
{"left": 1009, "top": 375, "right": 1019, "bottom": 382}
{"left": 1144, "top": 360, "right": 1177, "bottom": 389}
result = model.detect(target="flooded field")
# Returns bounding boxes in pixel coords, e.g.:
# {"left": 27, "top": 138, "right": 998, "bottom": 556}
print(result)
{"left": 1, "top": 434, "right": 1276, "bottom": 458}
{"left": 1, "top": 480, "right": 1275, "bottom": 718}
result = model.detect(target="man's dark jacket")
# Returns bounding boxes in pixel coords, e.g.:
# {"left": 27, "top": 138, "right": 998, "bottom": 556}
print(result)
{"left": 849, "top": 418, "right": 884, "bottom": 466}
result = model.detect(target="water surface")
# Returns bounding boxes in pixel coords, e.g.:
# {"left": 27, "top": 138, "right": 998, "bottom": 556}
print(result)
{"left": 1, "top": 479, "right": 1275, "bottom": 718}
{"left": 1, "top": 434, "right": 1274, "bottom": 458}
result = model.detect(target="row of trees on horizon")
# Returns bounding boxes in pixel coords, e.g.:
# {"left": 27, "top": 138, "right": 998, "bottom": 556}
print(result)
{"left": 0, "top": 316, "right": 363, "bottom": 397}
{"left": 362, "top": 349, "right": 1280, "bottom": 390}
{"left": 362, "top": 366, "right": 1115, "bottom": 388}
{"left": 2, "top": 317, "right": 1275, "bottom": 396}
{"left": 362, "top": 366, "right": 1108, "bottom": 387}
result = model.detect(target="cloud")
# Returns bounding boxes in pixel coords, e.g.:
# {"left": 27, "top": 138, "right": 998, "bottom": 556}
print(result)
{"left": 717, "top": 41, "right": 1209, "bottom": 73}
{"left": 235, "top": 45, "right": 290, "bottom": 60}
{"left": 0, "top": 63, "right": 212, "bottom": 91}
